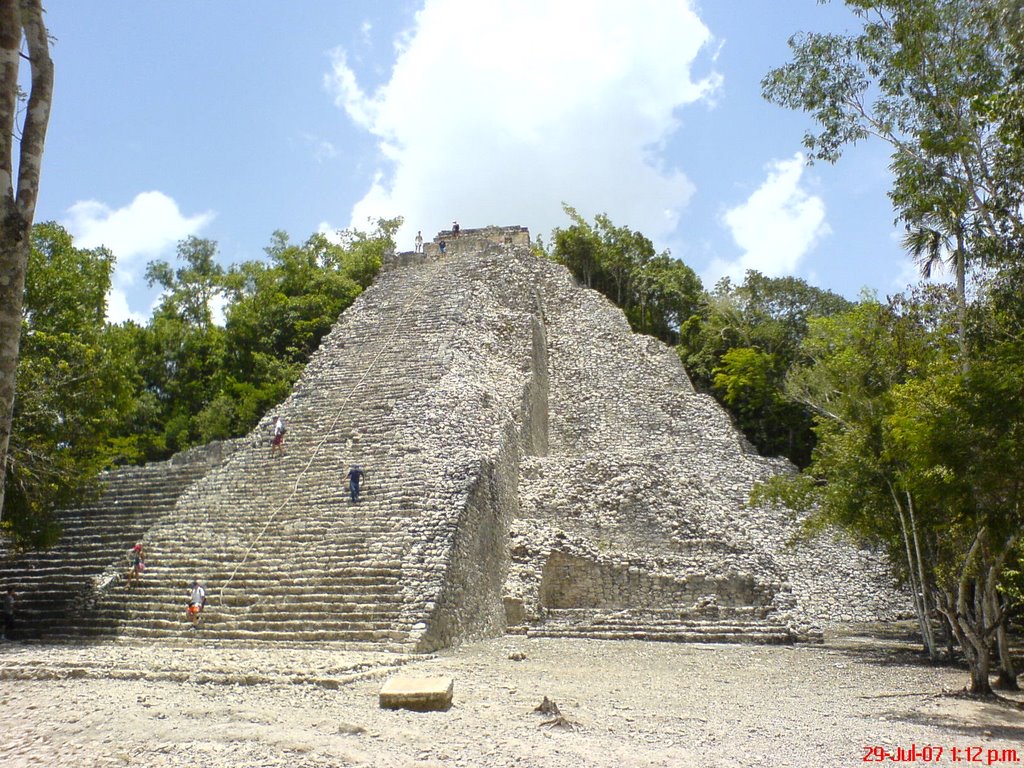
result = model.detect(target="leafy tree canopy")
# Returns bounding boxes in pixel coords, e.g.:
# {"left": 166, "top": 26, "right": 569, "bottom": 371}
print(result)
{"left": 763, "top": 0, "right": 1024, "bottom": 343}
{"left": 4, "top": 223, "right": 138, "bottom": 547}
{"left": 680, "top": 270, "right": 852, "bottom": 466}
{"left": 546, "top": 204, "right": 703, "bottom": 344}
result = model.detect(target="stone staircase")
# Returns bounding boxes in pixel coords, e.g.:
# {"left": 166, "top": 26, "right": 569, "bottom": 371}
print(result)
{"left": 526, "top": 607, "right": 807, "bottom": 645}
{"left": 72, "top": 253, "right": 464, "bottom": 646}
{"left": 39, "top": 236, "right": 544, "bottom": 649}
{"left": 0, "top": 443, "right": 234, "bottom": 640}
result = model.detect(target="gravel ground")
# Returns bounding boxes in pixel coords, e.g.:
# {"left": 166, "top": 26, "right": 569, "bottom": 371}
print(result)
{"left": 1, "top": 625, "right": 1022, "bottom": 768}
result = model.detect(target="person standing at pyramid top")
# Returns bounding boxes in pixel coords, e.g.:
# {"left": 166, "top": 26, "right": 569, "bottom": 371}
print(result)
{"left": 452, "top": 220, "right": 460, "bottom": 236}
{"left": 414, "top": 230, "right": 423, "bottom": 253}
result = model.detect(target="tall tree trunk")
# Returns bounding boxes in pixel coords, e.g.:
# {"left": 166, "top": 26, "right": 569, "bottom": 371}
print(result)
{"left": 889, "top": 484, "right": 937, "bottom": 659}
{"left": 991, "top": 590, "right": 1018, "bottom": 691}
{"left": 954, "top": 227, "right": 967, "bottom": 366}
{"left": 0, "top": 0, "right": 52, "bottom": 524}
{"left": 937, "top": 588, "right": 993, "bottom": 696}
{"left": 906, "top": 492, "right": 938, "bottom": 660}
{"left": 0, "top": 215, "right": 29, "bottom": 520}
{"left": 896, "top": 506, "right": 930, "bottom": 655}
{"left": 936, "top": 529, "right": 998, "bottom": 696}
{"left": 969, "top": 642, "right": 993, "bottom": 696}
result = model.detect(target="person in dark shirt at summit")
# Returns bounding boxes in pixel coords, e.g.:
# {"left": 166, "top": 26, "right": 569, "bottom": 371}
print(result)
{"left": 452, "top": 220, "right": 460, "bottom": 236}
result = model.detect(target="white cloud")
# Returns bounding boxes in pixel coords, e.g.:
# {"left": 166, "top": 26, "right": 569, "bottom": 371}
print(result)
{"left": 66, "top": 190, "right": 215, "bottom": 261}
{"left": 64, "top": 190, "right": 215, "bottom": 323}
{"left": 106, "top": 287, "right": 149, "bottom": 325}
{"left": 705, "top": 154, "right": 830, "bottom": 286}
{"left": 325, "top": 0, "right": 721, "bottom": 250}
{"left": 317, "top": 220, "right": 346, "bottom": 245}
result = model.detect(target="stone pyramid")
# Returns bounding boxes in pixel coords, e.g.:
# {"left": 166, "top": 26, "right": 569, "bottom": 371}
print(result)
{"left": 0, "top": 226, "right": 906, "bottom": 648}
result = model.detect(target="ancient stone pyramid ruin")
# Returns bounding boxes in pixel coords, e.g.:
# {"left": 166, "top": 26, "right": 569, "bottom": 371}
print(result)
{"left": 0, "top": 226, "right": 906, "bottom": 649}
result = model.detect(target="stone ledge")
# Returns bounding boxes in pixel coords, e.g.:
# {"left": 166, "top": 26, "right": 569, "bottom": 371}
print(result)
{"left": 379, "top": 675, "right": 454, "bottom": 711}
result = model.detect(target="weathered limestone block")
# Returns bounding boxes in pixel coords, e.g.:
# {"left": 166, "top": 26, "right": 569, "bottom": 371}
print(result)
{"left": 379, "top": 676, "right": 454, "bottom": 711}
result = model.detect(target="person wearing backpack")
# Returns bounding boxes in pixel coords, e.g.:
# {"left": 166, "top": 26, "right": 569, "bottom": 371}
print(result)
{"left": 187, "top": 579, "right": 207, "bottom": 628}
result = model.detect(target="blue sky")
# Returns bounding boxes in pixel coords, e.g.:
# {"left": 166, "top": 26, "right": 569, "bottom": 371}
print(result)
{"left": 37, "top": 0, "right": 921, "bottom": 323}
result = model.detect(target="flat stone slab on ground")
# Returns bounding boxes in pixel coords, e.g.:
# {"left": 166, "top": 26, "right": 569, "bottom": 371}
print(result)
{"left": 379, "top": 675, "right": 454, "bottom": 711}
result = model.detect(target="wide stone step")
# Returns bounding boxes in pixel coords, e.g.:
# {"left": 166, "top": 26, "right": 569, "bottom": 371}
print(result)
{"left": 99, "top": 588, "right": 407, "bottom": 608}
{"left": 111, "top": 598, "right": 408, "bottom": 618}
{"left": 526, "top": 626, "right": 796, "bottom": 644}
{"left": 161, "top": 562, "right": 403, "bottom": 576}
{"left": 42, "top": 604, "right": 388, "bottom": 630}
{"left": 522, "top": 601, "right": 812, "bottom": 644}
{"left": 91, "top": 591, "right": 404, "bottom": 611}
{"left": 119, "top": 625, "right": 412, "bottom": 644}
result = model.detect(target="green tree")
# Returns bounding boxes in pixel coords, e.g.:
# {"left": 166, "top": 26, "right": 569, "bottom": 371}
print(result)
{"left": 4, "top": 224, "right": 137, "bottom": 547}
{"left": 755, "top": 288, "right": 1024, "bottom": 695}
{"left": 681, "top": 271, "right": 852, "bottom": 465}
{"left": 754, "top": 293, "right": 947, "bottom": 660}
{"left": 145, "top": 236, "right": 225, "bottom": 328}
{"left": 138, "top": 237, "right": 230, "bottom": 454}
{"left": 548, "top": 205, "right": 702, "bottom": 344}
{"left": 980, "top": 0, "right": 1024, "bottom": 259}
{"left": 888, "top": 348, "right": 1024, "bottom": 692}
{"left": 711, "top": 347, "right": 795, "bottom": 455}
{"left": 762, "top": 0, "right": 1023, "bottom": 353}
{"left": 548, "top": 206, "right": 603, "bottom": 289}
